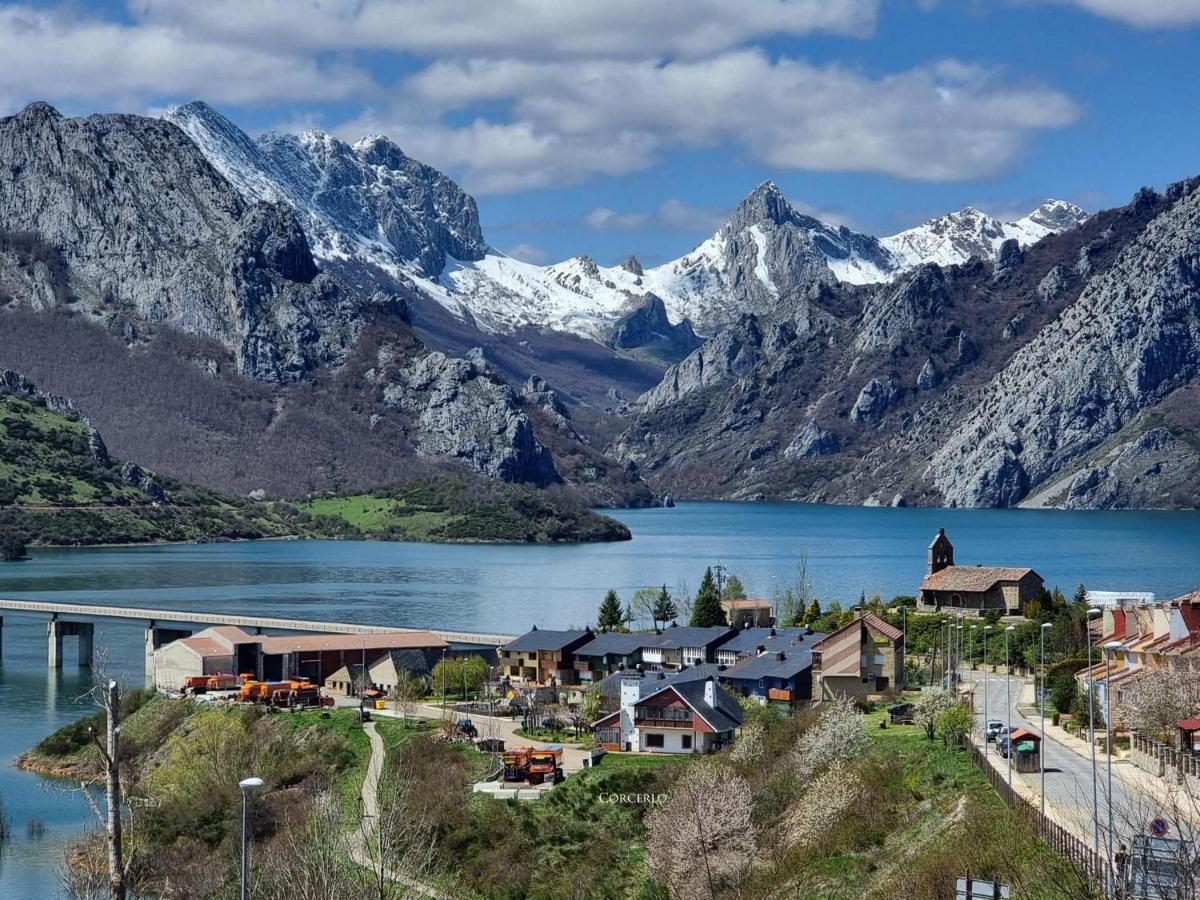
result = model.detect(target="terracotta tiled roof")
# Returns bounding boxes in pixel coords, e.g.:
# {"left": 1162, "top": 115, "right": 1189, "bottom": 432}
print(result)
{"left": 258, "top": 631, "right": 447, "bottom": 653}
{"left": 862, "top": 612, "right": 902, "bottom": 642}
{"left": 721, "top": 598, "right": 772, "bottom": 609}
{"left": 919, "top": 566, "right": 1037, "bottom": 592}
{"left": 178, "top": 637, "right": 230, "bottom": 658}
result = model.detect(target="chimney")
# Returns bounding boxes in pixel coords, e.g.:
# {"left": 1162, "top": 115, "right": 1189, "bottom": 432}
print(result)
{"left": 777, "top": 652, "right": 785, "bottom": 661}
{"left": 704, "top": 676, "right": 717, "bottom": 708}
{"left": 769, "top": 627, "right": 777, "bottom": 636}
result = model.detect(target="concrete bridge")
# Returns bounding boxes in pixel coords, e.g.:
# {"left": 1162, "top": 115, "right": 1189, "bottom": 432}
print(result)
{"left": 0, "top": 598, "right": 516, "bottom": 670}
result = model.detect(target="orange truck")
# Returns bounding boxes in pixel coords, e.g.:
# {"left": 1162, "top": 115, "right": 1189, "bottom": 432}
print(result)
{"left": 526, "top": 746, "right": 564, "bottom": 785}
{"left": 502, "top": 746, "right": 533, "bottom": 782}
{"left": 182, "top": 673, "right": 240, "bottom": 694}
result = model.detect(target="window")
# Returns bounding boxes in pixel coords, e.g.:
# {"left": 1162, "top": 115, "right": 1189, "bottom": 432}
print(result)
{"left": 681, "top": 734, "right": 692, "bottom": 750}
{"left": 645, "top": 733, "right": 664, "bottom": 748}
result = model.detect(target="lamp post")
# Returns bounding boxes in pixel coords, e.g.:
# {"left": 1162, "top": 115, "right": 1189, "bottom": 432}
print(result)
{"left": 239, "top": 776, "right": 264, "bottom": 900}
{"left": 440, "top": 647, "right": 447, "bottom": 709}
{"left": 1005, "top": 625, "right": 1015, "bottom": 786}
{"left": 982, "top": 626, "right": 992, "bottom": 750}
{"left": 1087, "top": 606, "right": 1103, "bottom": 856}
{"left": 969, "top": 625, "right": 977, "bottom": 671}
{"left": 900, "top": 605, "right": 907, "bottom": 686}
{"left": 957, "top": 624, "right": 965, "bottom": 685}
{"left": 1040, "top": 622, "right": 1052, "bottom": 821}
{"left": 1103, "top": 640, "right": 1124, "bottom": 878}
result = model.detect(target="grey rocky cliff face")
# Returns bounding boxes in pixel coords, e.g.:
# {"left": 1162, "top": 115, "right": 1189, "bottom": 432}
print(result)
{"left": 0, "top": 103, "right": 394, "bottom": 384}
{"left": 611, "top": 180, "right": 1191, "bottom": 509}
{"left": 380, "top": 349, "right": 558, "bottom": 486}
{"left": 929, "top": 179, "right": 1200, "bottom": 507}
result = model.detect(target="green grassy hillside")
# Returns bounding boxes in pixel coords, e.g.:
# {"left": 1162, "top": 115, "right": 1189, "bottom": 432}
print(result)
{"left": 302, "top": 476, "right": 632, "bottom": 543}
{"left": 0, "top": 380, "right": 630, "bottom": 548}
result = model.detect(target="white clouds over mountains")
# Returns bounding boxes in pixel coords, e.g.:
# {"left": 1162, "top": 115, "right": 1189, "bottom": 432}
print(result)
{"left": 0, "top": 0, "right": 1181, "bottom": 196}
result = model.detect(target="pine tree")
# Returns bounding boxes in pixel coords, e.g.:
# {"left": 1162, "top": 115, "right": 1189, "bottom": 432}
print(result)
{"left": 598, "top": 589, "right": 624, "bottom": 632}
{"left": 690, "top": 568, "right": 725, "bottom": 628}
{"left": 652, "top": 584, "right": 678, "bottom": 629}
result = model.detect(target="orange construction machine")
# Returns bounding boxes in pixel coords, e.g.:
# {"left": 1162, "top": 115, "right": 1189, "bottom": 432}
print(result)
{"left": 182, "top": 674, "right": 240, "bottom": 695}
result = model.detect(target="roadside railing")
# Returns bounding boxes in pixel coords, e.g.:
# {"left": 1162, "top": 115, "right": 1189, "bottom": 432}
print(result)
{"left": 967, "top": 742, "right": 1110, "bottom": 895}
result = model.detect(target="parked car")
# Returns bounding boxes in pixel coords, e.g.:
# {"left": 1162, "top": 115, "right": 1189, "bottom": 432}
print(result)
{"left": 998, "top": 733, "right": 1013, "bottom": 757}
{"left": 986, "top": 720, "right": 1005, "bottom": 742}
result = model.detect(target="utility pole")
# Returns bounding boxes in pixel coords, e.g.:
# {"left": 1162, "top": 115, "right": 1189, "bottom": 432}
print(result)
{"left": 714, "top": 562, "right": 727, "bottom": 599}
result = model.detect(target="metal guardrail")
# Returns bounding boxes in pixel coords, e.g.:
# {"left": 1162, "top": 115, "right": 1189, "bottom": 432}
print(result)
{"left": 0, "top": 598, "right": 515, "bottom": 647}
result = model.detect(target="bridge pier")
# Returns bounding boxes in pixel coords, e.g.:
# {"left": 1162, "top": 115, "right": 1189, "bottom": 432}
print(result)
{"left": 47, "top": 616, "right": 95, "bottom": 668}
{"left": 144, "top": 622, "right": 193, "bottom": 677}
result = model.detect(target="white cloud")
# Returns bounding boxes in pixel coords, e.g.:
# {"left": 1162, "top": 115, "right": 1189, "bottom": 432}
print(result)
{"left": 0, "top": 5, "right": 371, "bottom": 108}
{"left": 584, "top": 199, "right": 727, "bottom": 233}
{"left": 505, "top": 242, "right": 553, "bottom": 264}
{"left": 386, "top": 51, "right": 1079, "bottom": 192}
{"left": 130, "top": 0, "right": 881, "bottom": 59}
{"left": 1042, "top": 0, "right": 1200, "bottom": 27}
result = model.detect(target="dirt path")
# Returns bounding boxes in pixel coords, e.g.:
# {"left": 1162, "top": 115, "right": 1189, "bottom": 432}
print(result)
{"left": 348, "top": 721, "right": 447, "bottom": 899}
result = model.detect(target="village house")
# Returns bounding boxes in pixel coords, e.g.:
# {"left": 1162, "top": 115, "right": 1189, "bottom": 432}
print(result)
{"left": 324, "top": 647, "right": 438, "bottom": 698}
{"left": 722, "top": 648, "right": 816, "bottom": 715}
{"left": 151, "top": 626, "right": 447, "bottom": 691}
{"left": 497, "top": 627, "right": 593, "bottom": 685}
{"left": 639, "top": 625, "right": 736, "bottom": 670}
{"left": 917, "top": 528, "right": 1043, "bottom": 617}
{"left": 811, "top": 612, "right": 904, "bottom": 700}
{"left": 593, "top": 673, "right": 743, "bottom": 754}
{"left": 721, "top": 597, "right": 775, "bottom": 628}
{"left": 572, "top": 632, "right": 645, "bottom": 685}
{"left": 714, "top": 626, "right": 824, "bottom": 666}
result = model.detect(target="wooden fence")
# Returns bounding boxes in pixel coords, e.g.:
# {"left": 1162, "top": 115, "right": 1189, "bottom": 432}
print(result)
{"left": 967, "top": 743, "right": 1110, "bottom": 895}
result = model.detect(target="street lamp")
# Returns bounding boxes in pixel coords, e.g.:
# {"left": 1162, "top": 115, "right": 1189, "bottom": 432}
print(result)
{"left": 239, "top": 776, "right": 264, "bottom": 900}
{"left": 1005, "top": 625, "right": 1015, "bottom": 786}
{"left": 1104, "top": 640, "right": 1125, "bottom": 877}
{"left": 1040, "top": 622, "right": 1052, "bottom": 820}
{"left": 982, "top": 626, "right": 992, "bottom": 750}
{"left": 957, "top": 624, "right": 965, "bottom": 685}
{"left": 969, "top": 625, "right": 977, "bottom": 671}
{"left": 900, "top": 605, "right": 907, "bottom": 685}
{"left": 1086, "top": 606, "right": 1103, "bottom": 856}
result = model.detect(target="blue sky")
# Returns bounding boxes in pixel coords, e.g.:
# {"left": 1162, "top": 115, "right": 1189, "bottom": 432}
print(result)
{"left": 1, "top": 1, "right": 1198, "bottom": 266}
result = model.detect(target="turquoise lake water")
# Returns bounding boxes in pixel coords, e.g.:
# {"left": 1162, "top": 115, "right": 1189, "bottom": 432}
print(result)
{"left": 2, "top": 501, "right": 1199, "bottom": 894}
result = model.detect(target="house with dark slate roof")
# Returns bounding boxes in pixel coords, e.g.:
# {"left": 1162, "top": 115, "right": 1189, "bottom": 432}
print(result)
{"left": 498, "top": 627, "right": 594, "bottom": 685}
{"left": 714, "top": 626, "right": 825, "bottom": 666}
{"left": 593, "top": 672, "right": 743, "bottom": 754}
{"left": 571, "top": 632, "right": 645, "bottom": 684}
{"left": 722, "top": 647, "right": 818, "bottom": 714}
{"left": 639, "top": 625, "right": 736, "bottom": 669}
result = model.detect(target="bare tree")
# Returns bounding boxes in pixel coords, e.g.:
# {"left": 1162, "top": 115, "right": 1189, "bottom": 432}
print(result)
{"left": 391, "top": 670, "right": 426, "bottom": 726}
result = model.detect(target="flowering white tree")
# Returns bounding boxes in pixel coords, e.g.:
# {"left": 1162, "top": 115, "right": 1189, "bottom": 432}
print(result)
{"left": 912, "top": 690, "right": 958, "bottom": 742}
{"left": 791, "top": 697, "right": 869, "bottom": 780}
{"left": 1119, "top": 668, "right": 1200, "bottom": 742}
{"left": 647, "top": 761, "right": 758, "bottom": 900}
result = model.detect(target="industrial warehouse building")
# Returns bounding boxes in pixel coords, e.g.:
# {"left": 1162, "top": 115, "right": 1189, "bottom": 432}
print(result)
{"left": 151, "top": 626, "right": 447, "bottom": 691}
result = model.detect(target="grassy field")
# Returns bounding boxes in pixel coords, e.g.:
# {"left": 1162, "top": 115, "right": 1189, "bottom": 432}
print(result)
{"left": 300, "top": 476, "right": 632, "bottom": 544}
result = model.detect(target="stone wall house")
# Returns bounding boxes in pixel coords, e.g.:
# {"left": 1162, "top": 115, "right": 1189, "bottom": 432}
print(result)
{"left": 917, "top": 528, "right": 1043, "bottom": 616}
{"left": 812, "top": 612, "right": 904, "bottom": 700}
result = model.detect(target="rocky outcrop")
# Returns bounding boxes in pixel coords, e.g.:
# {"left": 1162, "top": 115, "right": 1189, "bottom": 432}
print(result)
{"left": 638, "top": 316, "right": 764, "bottom": 413}
{"left": 1059, "top": 428, "right": 1199, "bottom": 509}
{"left": 850, "top": 376, "right": 900, "bottom": 424}
{"left": 783, "top": 421, "right": 840, "bottom": 459}
{"left": 608, "top": 294, "right": 702, "bottom": 359}
{"left": 382, "top": 351, "right": 558, "bottom": 486}
{"left": 917, "top": 358, "right": 941, "bottom": 391}
{"left": 119, "top": 462, "right": 168, "bottom": 504}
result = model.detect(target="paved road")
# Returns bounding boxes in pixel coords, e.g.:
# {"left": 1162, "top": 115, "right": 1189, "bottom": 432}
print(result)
{"left": 973, "top": 673, "right": 1148, "bottom": 864}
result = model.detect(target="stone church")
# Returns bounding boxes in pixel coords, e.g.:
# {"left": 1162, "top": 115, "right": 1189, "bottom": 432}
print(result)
{"left": 917, "top": 529, "right": 1043, "bottom": 617}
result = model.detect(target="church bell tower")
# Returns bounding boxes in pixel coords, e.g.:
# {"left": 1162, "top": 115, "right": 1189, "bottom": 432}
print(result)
{"left": 928, "top": 528, "right": 954, "bottom": 575}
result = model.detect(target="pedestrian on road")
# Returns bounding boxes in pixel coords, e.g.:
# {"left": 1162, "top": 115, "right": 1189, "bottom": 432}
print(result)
{"left": 1114, "top": 843, "right": 1129, "bottom": 896}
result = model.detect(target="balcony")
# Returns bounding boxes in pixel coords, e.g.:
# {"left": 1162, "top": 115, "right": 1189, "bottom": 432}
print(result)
{"left": 635, "top": 708, "right": 694, "bottom": 729}
{"left": 767, "top": 688, "right": 794, "bottom": 702}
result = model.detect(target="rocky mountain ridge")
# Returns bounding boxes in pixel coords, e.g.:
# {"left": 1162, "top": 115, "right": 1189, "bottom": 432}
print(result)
{"left": 166, "top": 102, "right": 1087, "bottom": 347}
{"left": 613, "top": 182, "right": 1200, "bottom": 510}
{"left": 0, "top": 102, "right": 648, "bottom": 505}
